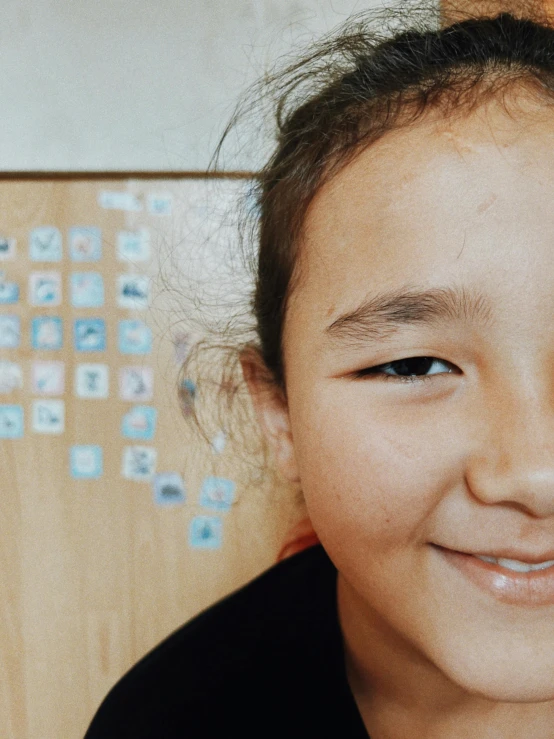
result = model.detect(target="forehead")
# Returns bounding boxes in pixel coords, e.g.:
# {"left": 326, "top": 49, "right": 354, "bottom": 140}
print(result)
{"left": 290, "top": 95, "right": 554, "bottom": 312}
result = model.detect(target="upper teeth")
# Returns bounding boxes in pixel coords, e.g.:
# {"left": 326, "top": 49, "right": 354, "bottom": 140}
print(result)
{"left": 475, "top": 555, "right": 554, "bottom": 573}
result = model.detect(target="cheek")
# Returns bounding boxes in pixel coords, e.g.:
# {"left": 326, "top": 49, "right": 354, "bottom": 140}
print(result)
{"left": 289, "top": 387, "right": 466, "bottom": 552}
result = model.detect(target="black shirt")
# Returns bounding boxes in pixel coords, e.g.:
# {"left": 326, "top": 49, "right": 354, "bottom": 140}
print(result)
{"left": 84, "top": 544, "right": 369, "bottom": 738}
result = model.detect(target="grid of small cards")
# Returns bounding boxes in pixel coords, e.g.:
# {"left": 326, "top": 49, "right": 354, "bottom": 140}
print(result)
{"left": 0, "top": 225, "right": 157, "bottom": 483}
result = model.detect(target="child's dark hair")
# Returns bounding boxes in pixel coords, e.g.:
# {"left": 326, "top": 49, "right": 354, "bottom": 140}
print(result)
{"left": 249, "top": 1, "right": 554, "bottom": 390}
{"left": 180, "top": 0, "right": 554, "bottom": 434}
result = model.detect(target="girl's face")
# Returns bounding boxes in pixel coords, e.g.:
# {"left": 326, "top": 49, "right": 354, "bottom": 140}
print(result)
{"left": 278, "top": 93, "right": 554, "bottom": 701}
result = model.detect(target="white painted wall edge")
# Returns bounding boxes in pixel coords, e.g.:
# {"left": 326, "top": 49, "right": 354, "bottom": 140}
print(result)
{"left": 0, "top": 0, "right": 396, "bottom": 172}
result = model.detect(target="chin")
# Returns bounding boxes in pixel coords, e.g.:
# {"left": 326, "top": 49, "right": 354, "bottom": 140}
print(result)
{"left": 446, "top": 654, "right": 554, "bottom": 704}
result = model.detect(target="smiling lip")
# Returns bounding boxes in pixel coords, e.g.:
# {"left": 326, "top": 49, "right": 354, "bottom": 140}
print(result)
{"left": 436, "top": 546, "right": 554, "bottom": 607}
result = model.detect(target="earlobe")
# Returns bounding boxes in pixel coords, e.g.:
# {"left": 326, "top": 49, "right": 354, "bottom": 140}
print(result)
{"left": 240, "top": 348, "right": 300, "bottom": 484}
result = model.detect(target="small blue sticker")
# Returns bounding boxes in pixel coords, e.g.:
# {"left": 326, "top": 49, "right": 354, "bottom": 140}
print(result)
{"left": 189, "top": 516, "right": 222, "bottom": 549}
{"left": 117, "top": 274, "right": 150, "bottom": 310}
{"left": 118, "top": 320, "right": 152, "bottom": 354}
{"left": 121, "top": 405, "right": 157, "bottom": 440}
{"left": 117, "top": 230, "right": 151, "bottom": 262}
{"left": 0, "top": 274, "right": 19, "bottom": 304}
{"left": 119, "top": 366, "right": 154, "bottom": 402}
{"left": 0, "top": 361, "right": 22, "bottom": 392}
{"left": 70, "top": 445, "right": 103, "bottom": 479}
{"left": 75, "top": 363, "right": 109, "bottom": 399}
{"left": 121, "top": 445, "right": 157, "bottom": 481}
{"left": 0, "top": 315, "right": 20, "bottom": 348}
{"left": 147, "top": 193, "right": 172, "bottom": 216}
{"left": 74, "top": 318, "right": 106, "bottom": 352}
{"left": 31, "top": 317, "right": 63, "bottom": 350}
{"left": 70, "top": 272, "right": 104, "bottom": 308}
{"left": 29, "top": 271, "right": 62, "bottom": 307}
{"left": 0, "top": 238, "right": 16, "bottom": 260}
{"left": 153, "top": 472, "right": 186, "bottom": 506}
{"left": 199, "top": 476, "right": 236, "bottom": 512}
{"left": 29, "top": 227, "right": 62, "bottom": 262}
{"left": 69, "top": 227, "right": 102, "bottom": 262}
{"left": 0, "top": 405, "right": 23, "bottom": 438}
{"left": 32, "top": 399, "right": 64, "bottom": 434}
{"left": 32, "top": 361, "right": 65, "bottom": 395}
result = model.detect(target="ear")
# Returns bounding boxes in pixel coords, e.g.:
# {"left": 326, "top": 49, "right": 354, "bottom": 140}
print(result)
{"left": 240, "top": 347, "right": 299, "bottom": 484}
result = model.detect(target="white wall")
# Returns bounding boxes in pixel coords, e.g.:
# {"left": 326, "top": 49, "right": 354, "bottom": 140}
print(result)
{"left": 0, "top": 0, "right": 387, "bottom": 172}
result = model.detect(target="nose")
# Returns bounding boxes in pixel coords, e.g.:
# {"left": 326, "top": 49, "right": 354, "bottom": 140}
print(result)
{"left": 466, "top": 387, "right": 554, "bottom": 518}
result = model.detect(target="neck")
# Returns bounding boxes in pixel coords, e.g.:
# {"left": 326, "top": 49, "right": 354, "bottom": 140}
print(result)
{"left": 337, "top": 573, "right": 554, "bottom": 739}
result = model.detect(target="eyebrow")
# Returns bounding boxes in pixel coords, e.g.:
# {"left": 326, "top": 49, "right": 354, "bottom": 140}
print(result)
{"left": 325, "top": 285, "right": 492, "bottom": 346}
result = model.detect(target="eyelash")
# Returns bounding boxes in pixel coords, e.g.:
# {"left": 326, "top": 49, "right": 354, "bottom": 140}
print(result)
{"left": 354, "top": 356, "right": 455, "bottom": 383}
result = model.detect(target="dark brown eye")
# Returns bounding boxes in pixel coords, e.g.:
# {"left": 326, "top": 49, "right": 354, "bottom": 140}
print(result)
{"left": 386, "top": 357, "right": 436, "bottom": 376}
{"left": 356, "top": 356, "right": 453, "bottom": 380}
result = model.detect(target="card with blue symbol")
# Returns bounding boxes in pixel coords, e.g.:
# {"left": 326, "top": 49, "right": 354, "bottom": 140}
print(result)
{"left": 69, "top": 227, "right": 101, "bottom": 262}
{"left": 74, "top": 318, "right": 106, "bottom": 352}
{"left": 0, "top": 362, "right": 22, "bottom": 393}
{"left": 0, "top": 316, "right": 20, "bottom": 348}
{"left": 32, "top": 399, "right": 64, "bottom": 434}
{"left": 29, "top": 227, "right": 62, "bottom": 262}
{"left": 29, "top": 272, "right": 62, "bottom": 307}
{"left": 152, "top": 472, "right": 185, "bottom": 506}
{"left": 0, "top": 238, "right": 16, "bottom": 260}
{"left": 75, "top": 364, "right": 109, "bottom": 399}
{"left": 117, "top": 230, "right": 151, "bottom": 262}
{"left": 31, "top": 317, "right": 63, "bottom": 350}
{"left": 71, "top": 273, "right": 104, "bottom": 308}
{"left": 189, "top": 516, "right": 223, "bottom": 549}
{"left": 121, "top": 445, "right": 157, "bottom": 481}
{"left": 119, "top": 367, "right": 153, "bottom": 401}
{"left": 199, "top": 476, "right": 236, "bottom": 512}
{"left": 147, "top": 193, "right": 172, "bottom": 216}
{"left": 32, "top": 361, "right": 65, "bottom": 395}
{"left": 117, "top": 275, "right": 150, "bottom": 310}
{"left": 118, "top": 320, "right": 152, "bottom": 354}
{"left": 70, "top": 445, "right": 103, "bottom": 479}
{"left": 121, "top": 406, "right": 157, "bottom": 440}
{"left": 0, "top": 405, "right": 23, "bottom": 438}
{"left": 0, "top": 273, "right": 19, "bottom": 304}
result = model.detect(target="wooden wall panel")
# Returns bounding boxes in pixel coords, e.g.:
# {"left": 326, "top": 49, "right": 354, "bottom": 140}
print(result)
{"left": 0, "top": 178, "right": 300, "bottom": 739}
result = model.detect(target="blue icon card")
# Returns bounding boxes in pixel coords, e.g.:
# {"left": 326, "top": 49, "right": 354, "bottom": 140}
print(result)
{"left": 189, "top": 516, "right": 222, "bottom": 549}
{"left": 71, "top": 273, "right": 104, "bottom": 308}
{"left": 0, "top": 361, "right": 22, "bottom": 392}
{"left": 29, "top": 272, "right": 61, "bottom": 307}
{"left": 74, "top": 319, "right": 106, "bottom": 352}
{"left": 70, "top": 445, "right": 103, "bottom": 479}
{"left": 0, "top": 238, "right": 16, "bottom": 260}
{"left": 199, "top": 476, "right": 236, "bottom": 512}
{"left": 29, "top": 227, "right": 62, "bottom": 262}
{"left": 117, "top": 230, "right": 151, "bottom": 262}
{"left": 152, "top": 472, "right": 186, "bottom": 506}
{"left": 118, "top": 320, "right": 152, "bottom": 354}
{"left": 0, "top": 316, "right": 20, "bottom": 348}
{"left": 69, "top": 227, "right": 102, "bottom": 262}
{"left": 121, "top": 406, "right": 157, "bottom": 440}
{"left": 0, "top": 275, "right": 19, "bottom": 304}
{"left": 31, "top": 317, "right": 63, "bottom": 350}
{"left": 117, "top": 275, "right": 150, "bottom": 309}
{"left": 121, "top": 445, "right": 157, "bottom": 481}
{"left": 0, "top": 405, "right": 23, "bottom": 438}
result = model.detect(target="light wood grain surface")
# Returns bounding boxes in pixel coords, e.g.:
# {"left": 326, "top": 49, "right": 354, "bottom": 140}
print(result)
{"left": 0, "top": 179, "right": 300, "bottom": 739}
